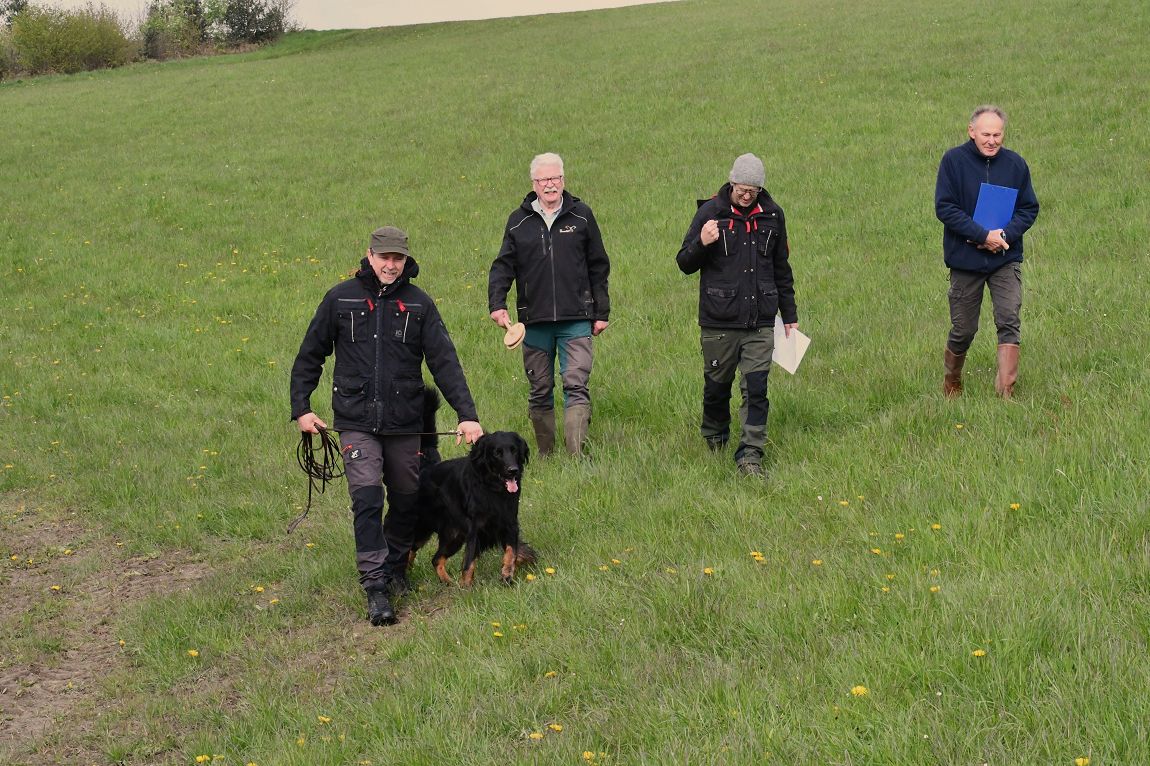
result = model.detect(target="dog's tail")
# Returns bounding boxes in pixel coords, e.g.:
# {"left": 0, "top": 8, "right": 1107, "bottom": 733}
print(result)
{"left": 515, "top": 541, "right": 538, "bottom": 567}
{"left": 420, "top": 385, "right": 442, "bottom": 468}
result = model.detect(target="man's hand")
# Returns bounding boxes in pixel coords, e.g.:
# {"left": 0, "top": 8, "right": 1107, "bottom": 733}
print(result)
{"left": 983, "top": 229, "right": 1009, "bottom": 252}
{"left": 297, "top": 412, "right": 327, "bottom": 434}
{"left": 784, "top": 322, "right": 798, "bottom": 339}
{"left": 700, "top": 219, "right": 720, "bottom": 246}
{"left": 490, "top": 309, "right": 511, "bottom": 329}
{"left": 456, "top": 420, "right": 483, "bottom": 445}
{"left": 592, "top": 320, "right": 610, "bottom": 336}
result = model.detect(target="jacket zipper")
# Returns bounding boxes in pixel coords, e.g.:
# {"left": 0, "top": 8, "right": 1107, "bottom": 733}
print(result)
{"left": 543, "top": 220, "right": 558, "bottom": 321}
{"left": 374, "top": 289, "right": 384, "bottom": 431}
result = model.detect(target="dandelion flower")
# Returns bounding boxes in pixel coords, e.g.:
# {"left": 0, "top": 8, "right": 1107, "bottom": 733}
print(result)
{"left": 870, "top": 548, "right": 882, "bottom": 555}
{"left": 493, "top": 631, "right": 504, "bottom": 638}
{"left": 50, "top": 585, "right": 62, "bottom": 591}
{"left": 598, "top": 565, "right": 609, "bottom": 571}
{"left": 885, "top": 573, "right": 895, "bottom": 581}
{"left": 317, "top": 715, "right": 332, "bottom": 724}
{"left": 196, "top": 756, "right": 210, "bottom": 764}
{"left": 611, "top": 558, "right": 621, "bottom": 565}
{"left": 930, "top": 568, "right": 940, "bottom": 577}
{"left": 750, "top": 551, "right": 763, "bottom": 558}
{"left": 955, "top": 423, "right": 964, "bottom": 430}
{"left": 811, "top": 559, "right": 823, "bottom": 566}
{"left": 187, "top": 649, "right": 200, "bottom": 657}
{"left": 1010, "top": 503, "right": 1021, "bottom": 510}
{"left": 543, "top": 670, "right": 558, "bottom": 678}
{"left": 269, "top": 598, "right": 280, "bottom": 605}
{"left": 253, "top": 585, "right": 264, "bottom": 593}
{"left": 296, "top": 736, "right": 306, "bottom": 746}
{"left": 839, "top": 500, "right": 849, "bottom": 506}
{"left": 930, "top": 523, "right": 941, "bottom": 530}
{"left": 544, "top": 567, "right": 556, "bottom": 575}
{"left": 525, "top": 573, "right": 536, "bottom": 581}
{"left": 850, "top": 685, "right": 869, "bottom": 697}
{"left": 1075, "top": 758, "right": 1090, "bottom": 766}
{"left": 894, "top": 533, "right": 905, "bottom": 541}
{"left": 118, "top": 639, "right": 126, "bottom": 647}
{"left": 305, "top": 542, "right": 316, "bottom": 549}
{"left": 548, "top": 723, "right": 563, "bottom": 732}
{"left": 491, "top": 621, "right": 501, "bottom": 628}
{"left": 930, "top": 585, "right": 941, "bottom": 593}
{"left": 529, "top": 731, "right": 544, "bottom": 741}
{"left": 972, "top": 649, "right": 987, "bottom": 657}
{"left": 583, "top": 752, "right": 595, "bottom": 761}
{"left": 881, "top": 586, "right": 890, "bottom": 593}
{"left": 703, "top": 567, "right": 714, "bottom": 575}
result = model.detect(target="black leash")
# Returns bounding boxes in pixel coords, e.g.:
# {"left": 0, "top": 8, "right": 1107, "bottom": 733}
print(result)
{"left": 287, "top": 426, "right": 468, "bottom": 534}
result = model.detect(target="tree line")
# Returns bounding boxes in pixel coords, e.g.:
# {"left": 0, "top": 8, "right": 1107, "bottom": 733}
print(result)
{"left": 1, "top": 0, "right": 295, "bottom": 79}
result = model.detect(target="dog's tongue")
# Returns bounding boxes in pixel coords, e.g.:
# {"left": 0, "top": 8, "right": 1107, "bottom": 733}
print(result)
{"left": 505, "top": 478, "right": 518, "bottom": 493}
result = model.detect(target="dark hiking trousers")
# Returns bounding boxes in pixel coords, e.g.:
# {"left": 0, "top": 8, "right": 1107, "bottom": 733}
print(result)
{"left": 700, "top": 326, "right": 774, "bottom": 465}
{"left": 338, "top": 431, "right": 419, "bottom": 591}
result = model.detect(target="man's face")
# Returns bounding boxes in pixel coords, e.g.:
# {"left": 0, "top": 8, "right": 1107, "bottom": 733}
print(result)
{"left": 531, "top": 164, "right": 564, "bottom": 208}
{"left": 968, "top": 113, "right": 1005, "bottom": 157}
{"left": 369, "top": 251, "right": 407, "bottom": 284}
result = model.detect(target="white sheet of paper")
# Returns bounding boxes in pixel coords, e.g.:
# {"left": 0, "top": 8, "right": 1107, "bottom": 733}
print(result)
{"left": 772, "top": 321, "right": 811, "bottom": 374}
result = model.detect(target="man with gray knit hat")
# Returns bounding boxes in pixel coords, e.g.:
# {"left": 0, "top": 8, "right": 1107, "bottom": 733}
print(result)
{"left": 676, "top": 153, "right": 799, "bottom": 480}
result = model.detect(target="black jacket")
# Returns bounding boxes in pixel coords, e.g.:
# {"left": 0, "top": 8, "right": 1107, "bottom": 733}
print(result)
{"left": 290, "top": 257, "right": 478, "bottom": 433}
{"left": 935, "top": 140, "right": 1040, "bottom": 273}
{"left": 676, "top": 184, "right": 798, "bottom": 329}
{"left": 488, "top": 190, "right": 611, "bottom": 324}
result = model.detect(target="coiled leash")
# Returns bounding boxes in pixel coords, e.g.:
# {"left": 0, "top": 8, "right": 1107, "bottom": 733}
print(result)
{"left": 287, "top": 427, "right": 345, "bottom": 534}
{"left": 287, "top": 426, "right": 469, "bottom": 533}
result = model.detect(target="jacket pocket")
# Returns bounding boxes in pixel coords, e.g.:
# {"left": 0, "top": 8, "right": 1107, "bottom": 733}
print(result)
{"left": 332, "top": 375, "right": 369, "bottom": 422}
{"left": 384, "top": 302, "right": 425, "bottom": 347}
{"left": 757, "top": 283, "right": 779, "bottom": 319}
{"left": 384, "top": 378, "right": 424, "bottom": 429}
{"left": 702, "top": 285, "right": 740, "bottom": 322}
{"left": 335, "top": 299, "right": 372, "bottom": 343}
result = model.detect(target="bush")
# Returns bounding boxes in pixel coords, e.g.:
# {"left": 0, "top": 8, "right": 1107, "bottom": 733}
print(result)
{"left": 204, "top": 0, "right": 291, "bottom": 45}
{"left": 0, "top": 27, "right": 15, "bottom": 79}
{"left": 141, "top": 0, "right": 207, "bottom": 59}
{"left": 10, "top": 3, "right": 135, "bottom": 75}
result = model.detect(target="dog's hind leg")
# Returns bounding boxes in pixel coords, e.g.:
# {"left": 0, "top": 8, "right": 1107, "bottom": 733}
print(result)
{"left": 431, "top": 533, "right": 464, "bottom": 585}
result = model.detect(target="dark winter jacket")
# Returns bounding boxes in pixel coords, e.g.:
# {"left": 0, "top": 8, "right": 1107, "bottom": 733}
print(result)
{"left": 935, "top": 140, "right": 1040, "bottom": 273}
{"left": 676, "top": 184, "right": 798, "bottom": 329}
{"left": 488, "top": 190, "right": 611, "bottom": 324}
{"left": 290, "top": 257, "right": 478, "bottom": 434}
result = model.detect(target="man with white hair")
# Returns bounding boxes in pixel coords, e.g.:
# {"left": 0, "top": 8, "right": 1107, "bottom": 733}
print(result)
{"left": 489, "top": 153, "right": 611, "bottom": 457}
{"left": 676, "top": 153, "right": 799, "bottom": 481}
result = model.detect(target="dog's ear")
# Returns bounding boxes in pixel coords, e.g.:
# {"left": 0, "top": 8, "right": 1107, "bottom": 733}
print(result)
{"left": 515, "top": 433, "right": 530, "bottom": 466}
{"left": 469, "top": 433, "right": 494, "bottom": 470}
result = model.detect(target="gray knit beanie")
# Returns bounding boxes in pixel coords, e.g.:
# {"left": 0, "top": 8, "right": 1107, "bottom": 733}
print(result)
{"left": 729, "top": 153, "right": 765, "bottom": 188}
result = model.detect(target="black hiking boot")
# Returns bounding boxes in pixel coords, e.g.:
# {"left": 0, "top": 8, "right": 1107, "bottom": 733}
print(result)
{"left": 367, "top": 589, "right": 397, "bottom": 626}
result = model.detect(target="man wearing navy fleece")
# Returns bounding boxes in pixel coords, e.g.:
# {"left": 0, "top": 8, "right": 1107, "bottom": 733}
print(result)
{"left": 935, "top": 105, "right": 1039, "bottom": 399}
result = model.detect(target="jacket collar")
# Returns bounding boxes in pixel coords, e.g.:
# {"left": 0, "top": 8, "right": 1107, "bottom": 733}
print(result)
{"left": 520, "top": 189, "right": 578, "bottom": 217}
{"left": 355, "top": 255, "right": 420, "bottom": 296}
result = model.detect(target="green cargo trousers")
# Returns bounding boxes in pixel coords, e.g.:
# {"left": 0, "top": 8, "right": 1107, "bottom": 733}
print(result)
{"left": 700, "top": 326, "right": 774, "bottom": 465}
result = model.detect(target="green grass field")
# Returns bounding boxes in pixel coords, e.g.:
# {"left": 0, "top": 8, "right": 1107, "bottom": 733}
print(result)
{"left": 2, "top": 0, "right": 1149, "bottom": 763}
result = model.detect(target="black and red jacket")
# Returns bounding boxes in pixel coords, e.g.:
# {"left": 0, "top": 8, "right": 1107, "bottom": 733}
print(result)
{"left": 290, "top": 257, "right": 478, "bottom": 433}
{"left": 676, "top": 183, "right": 798, "bottom": 329}
{"left": 488, "top": 190, "right": 611, "bottom": 325}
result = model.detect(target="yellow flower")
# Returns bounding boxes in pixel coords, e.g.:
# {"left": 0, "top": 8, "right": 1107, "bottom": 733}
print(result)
{"left": 870, "top": 548, "right": 882, "bottom": 555}
{"left": 611, "top": 559, "right": 621, "bottom": 565}
{"left": 664, "top": 567, "right": 677, "bottom": 574}
{"left": 931, "top": 523, "right": 942, "bottom": 530}
{"left": 598, "top": 565, "right": 609, "bottom": 571}
{"left": 492, "top": 631, "right": 504, "bottom": 637}
{"left": 543, "top": 670, "right": 558, "bottom": 678}
{"left": 269, "top": 598, "right": 280, "bottom": 605}
{"left": 187, "top": 649, "right": 200, "bottom": 657}
{"left": 1010, "top": 503, "right": 1021, "bottom": 510}
{"left": 544, "top": 567, "right": 556, "bottom": 575}
{"left": 955, "top": 423, "right": 964, "bottom": 430}
{"left": 196, "top": 756, "right": 210, "bottom": 764}
{"left": 811, "top": 559, "right": 823, "bottom": 566}
{"left": 839, "top": 500, "right": 849, "bottom": 506}
{"left": 583, "top": 752, "right": 595, "bottom": 761}
{"left": 749, "top": 550, "right": 763, "bottom": 558}
{"left": 930, "top": 568, "right": 940, "bottom": 577}
{"left": 548, "top": 723, "right": 563, "bottom": 732}
{"left": 850, "top": 685, "right": 869, "bottom": 697}
{"left": 930, "top": 585, "right": 941, "bottom": 593}
{"left": 317, "top": 715, "right": 332, "bottom": 724}
{"left": 1075, "top": 758, "right": 1090, "bottom": 766}
{"left": 972, "top": 649, "right": 987, "bottom": 657}
{"left": 885, "top": 573, "right": 895, "bottom": 581}
{"left": 703, "top": 567, "right": 714, "bottom": 575}
{"left": 296, "top": 736, "right": 306, "bottom": 746}
{"left": 881, "top": 586, "right": 890, "bottom": 593}
{"left": 305, "top": 542, "right": 316, "bottom": 548}
{"left": 50, "top": 584, "right": 62, "bottom": 591}
{"left": 118, "top": 639, "right": 126, "bottom": 647}
{"left": 491, "top": 621, "right": 501, "bottom": 628}
{"left": 528, "top": 731, "right": 544, "bottom": 741}
{"left": 525, "top": 573, "right": 536, "bottom": 581}
{"left": 894, "top": 533, "right": 905, "bottom": 541}
{"left": 253, "top": 585, "right": 264, "bottom": 593}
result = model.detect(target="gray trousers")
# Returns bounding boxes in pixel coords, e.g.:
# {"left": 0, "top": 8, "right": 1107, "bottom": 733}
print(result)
{"left": 947, "top": 263, "right": 1022, "bottom": 354}
{"left": 522, "top": 320, "right": 594, "bottom": 411}
{"left": 338, "top": 431, "right": 420, "bottom": 590}
{"left": 700, "top": 326, "right": 774, "bottom": 464}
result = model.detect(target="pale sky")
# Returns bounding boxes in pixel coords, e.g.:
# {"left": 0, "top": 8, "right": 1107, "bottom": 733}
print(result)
{"left": 45, "top": 0, "right": 676, "bottom": 30}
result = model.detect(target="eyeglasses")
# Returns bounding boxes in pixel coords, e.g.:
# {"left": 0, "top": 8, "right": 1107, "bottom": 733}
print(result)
{"left": 532, "top": 175, "right": 563, "bottom": 185}
{"left": 732, "top": 185, "right": 760, "bottom": 198}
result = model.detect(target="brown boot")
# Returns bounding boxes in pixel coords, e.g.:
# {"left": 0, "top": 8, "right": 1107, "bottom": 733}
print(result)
{"left": 563, "top": 404, "right": 591, "bottom": 456}
{"left": 995, "top": 343, "right": 1019, "bottom": 399}
{"left": 943, "top": 348, "right": 966, "bottom": 398}
{"left": 528, "top": 408, "right": 556, "bottom": 456}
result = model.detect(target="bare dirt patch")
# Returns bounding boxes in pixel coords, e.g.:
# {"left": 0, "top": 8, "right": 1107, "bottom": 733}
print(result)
{"left": 0, "top": 491, "right": 209, "bottom": 763}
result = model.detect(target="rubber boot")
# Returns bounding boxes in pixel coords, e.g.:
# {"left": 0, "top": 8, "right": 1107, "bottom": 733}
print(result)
{"left": 563, "top": 404, "right": 591, "bottom": 456}
{"left": 382, "top": 491, "right": 420, "bottom": 597}
{"left": 943, "top": 348, "right": 965, "bottom": 398}
{"left": 995, "top": 343, "right": 1019, "bottom": 399}
{"left": 529, "top": 408, "right": 556, "bottom": 457}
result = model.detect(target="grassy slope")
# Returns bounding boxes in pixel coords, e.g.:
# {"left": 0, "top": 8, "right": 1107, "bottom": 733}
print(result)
{"left": 2, "top": 0, "right": 1149, "bottom": 762}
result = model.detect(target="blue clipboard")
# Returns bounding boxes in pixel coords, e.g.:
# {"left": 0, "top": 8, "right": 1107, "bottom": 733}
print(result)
{"left": 973, "top": 183, "right": 1018, "bottom": 230}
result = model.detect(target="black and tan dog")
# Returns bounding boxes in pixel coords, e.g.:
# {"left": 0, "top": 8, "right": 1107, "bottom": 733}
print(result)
{"left": 412, "top": 394, "right": 536, "bottom": 586}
